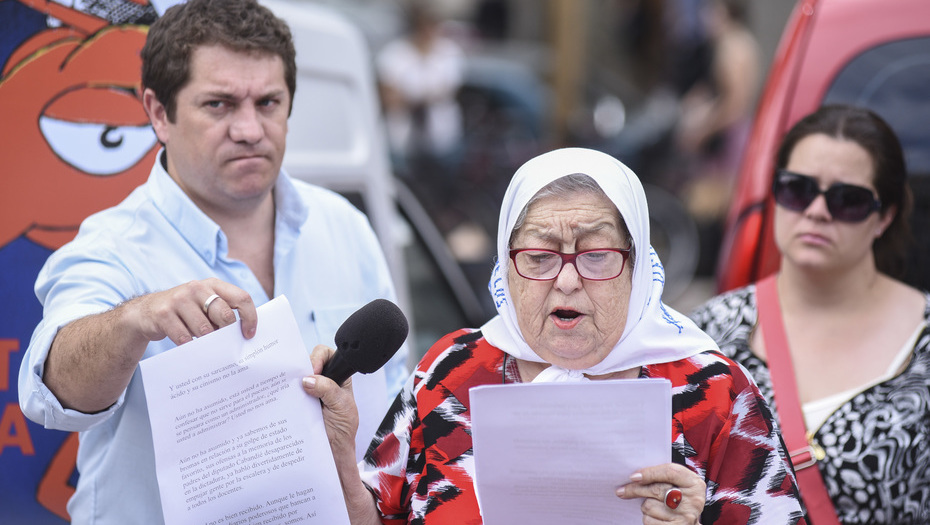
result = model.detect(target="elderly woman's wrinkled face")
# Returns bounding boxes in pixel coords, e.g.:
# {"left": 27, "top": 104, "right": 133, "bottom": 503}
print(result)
{"left": 508, "top": 190, "right": 633, "bottom": 370}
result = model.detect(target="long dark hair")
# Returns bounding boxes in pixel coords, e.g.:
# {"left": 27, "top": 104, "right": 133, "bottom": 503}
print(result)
{"left": 775, "top": 104, "right": 912, "bottom": 277}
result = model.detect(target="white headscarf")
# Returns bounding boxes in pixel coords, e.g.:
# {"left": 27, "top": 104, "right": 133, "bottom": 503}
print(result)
{"left": 479, "top": 148, "right": 717, "bottom": 382}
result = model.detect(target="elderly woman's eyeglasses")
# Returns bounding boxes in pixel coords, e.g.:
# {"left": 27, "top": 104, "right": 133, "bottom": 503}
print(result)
{"left": 509, "top": 248, "right": 631, "bottom": 281}
{"left": 772, "top": 170, "right": 881, "bottom": 222}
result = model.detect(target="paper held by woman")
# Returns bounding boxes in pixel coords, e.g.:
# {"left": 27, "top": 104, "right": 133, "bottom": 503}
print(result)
{"left": 470, "top": 378, "right": 672, "bottom": 524}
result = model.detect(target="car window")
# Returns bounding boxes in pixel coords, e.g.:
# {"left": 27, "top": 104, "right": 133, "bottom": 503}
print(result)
{"left": 823, "top": 36, "right": 930, "bottom": 291}
{"left": 824, "top": 37, "right": 930, "bottom": 176}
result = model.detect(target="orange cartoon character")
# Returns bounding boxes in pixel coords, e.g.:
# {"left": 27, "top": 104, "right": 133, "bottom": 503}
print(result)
{"left": 0, "top": 0, "right": 160, "bottom": 522}
{"left": 0, "top": 0, "right": 157, "bottom": 249}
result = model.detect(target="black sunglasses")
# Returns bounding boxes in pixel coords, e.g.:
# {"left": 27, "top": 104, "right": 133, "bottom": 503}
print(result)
{"left": 772, "top": 169, "right": 881, "bottom": 222}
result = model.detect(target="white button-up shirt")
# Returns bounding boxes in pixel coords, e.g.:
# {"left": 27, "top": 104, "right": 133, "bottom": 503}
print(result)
{"left": 19, "top": 151, "right": 407, "bottom": 524}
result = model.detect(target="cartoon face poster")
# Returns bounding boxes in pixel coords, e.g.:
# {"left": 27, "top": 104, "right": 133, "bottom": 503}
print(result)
{"left": 0, "top": 0, "right": 179, "bottom": 521}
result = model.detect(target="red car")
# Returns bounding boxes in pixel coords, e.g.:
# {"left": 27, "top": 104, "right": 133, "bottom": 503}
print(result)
{"left": 716, "top": 0, "right": 930, "bottom": 292}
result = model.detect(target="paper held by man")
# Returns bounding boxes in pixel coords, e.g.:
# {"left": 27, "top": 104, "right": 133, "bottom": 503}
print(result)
{"left": 139, "top": 295, "right": 350, "bottom": 525}
{"left": 471, "top": 379, "right": 672, "bottom": 524}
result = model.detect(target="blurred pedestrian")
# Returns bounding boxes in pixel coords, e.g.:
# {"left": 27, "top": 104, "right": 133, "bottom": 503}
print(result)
{"left": 377, "top": 2, "right": 464, "bottom": 175}
{"left": 674, "top": 0, "right": 760, "bottom": 274}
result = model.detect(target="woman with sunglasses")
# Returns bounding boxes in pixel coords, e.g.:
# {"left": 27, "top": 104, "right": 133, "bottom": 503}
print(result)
{"left": 303, "top": 148, "right": 807, "bottom": 524}
{"left": 691, "top": 105, "right": 930, "bottom": 524}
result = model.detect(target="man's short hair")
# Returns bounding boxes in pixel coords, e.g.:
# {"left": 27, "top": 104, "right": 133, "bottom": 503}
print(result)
{"left": 141, "top": 0, "right": 297, "bottom": 121}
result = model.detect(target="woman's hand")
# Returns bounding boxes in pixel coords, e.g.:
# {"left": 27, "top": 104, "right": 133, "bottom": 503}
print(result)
{"left": 617, "top": 463, "right": 705, "bottom": 524}
{"left": 302, "top": 345, "right": 383, "bottom": 525}
{"left": 302, "top": 344, "right": 359, "bottom": 457}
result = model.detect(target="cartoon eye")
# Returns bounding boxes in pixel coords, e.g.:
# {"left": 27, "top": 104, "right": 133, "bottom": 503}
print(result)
{"left": 39, "top": 116, "right": 158, "bottom": 176}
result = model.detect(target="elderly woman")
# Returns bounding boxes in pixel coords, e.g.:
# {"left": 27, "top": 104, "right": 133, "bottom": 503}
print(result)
{"left": 306, "top": 148, "right": 807, "bottom": 524}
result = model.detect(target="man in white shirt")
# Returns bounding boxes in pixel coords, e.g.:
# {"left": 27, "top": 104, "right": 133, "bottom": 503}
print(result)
{"left": 18, "top": 0, "right": 406, "bottom": 522}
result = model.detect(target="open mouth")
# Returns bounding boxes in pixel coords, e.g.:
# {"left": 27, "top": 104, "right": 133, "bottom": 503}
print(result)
{"left": 552, "top": 309, "right": 581, "bottom": 321}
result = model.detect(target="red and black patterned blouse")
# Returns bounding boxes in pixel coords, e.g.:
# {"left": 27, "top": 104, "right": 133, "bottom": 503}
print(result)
{"left": 691, "top": 285, "right": 930, "bottom": 524}
{"left": 360, "top": 329, "right": 808, "bottom": 524}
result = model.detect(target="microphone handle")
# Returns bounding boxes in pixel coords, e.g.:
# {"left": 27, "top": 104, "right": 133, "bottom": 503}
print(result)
{"left": 320, "top": 353, "right": 355, "bottom": 386}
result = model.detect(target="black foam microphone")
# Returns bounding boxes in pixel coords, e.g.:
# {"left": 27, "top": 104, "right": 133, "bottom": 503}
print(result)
{"left": 321, "top": 299, "right": 409, "bottom": 386}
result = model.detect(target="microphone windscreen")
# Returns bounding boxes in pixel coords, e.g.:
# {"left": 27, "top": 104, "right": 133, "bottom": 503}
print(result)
{"left": 333, "top": 299, "right": 409, "bottom": 374}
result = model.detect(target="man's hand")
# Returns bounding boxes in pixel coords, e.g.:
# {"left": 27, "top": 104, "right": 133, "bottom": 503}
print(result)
{"left": 44, "top": 278, "right": 257, "bottom": 413}
{"left": 128, "top": 277, "right": 258, "bottom": 345}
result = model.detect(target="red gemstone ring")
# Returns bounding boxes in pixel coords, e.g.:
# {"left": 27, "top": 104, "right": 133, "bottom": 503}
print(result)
{"left": 664, "top": 487, "right": 683, "bottom": 509}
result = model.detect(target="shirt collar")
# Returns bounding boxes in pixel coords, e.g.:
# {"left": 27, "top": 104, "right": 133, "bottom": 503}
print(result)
{"left": 272, "top": 166, "right": 309, "bottom": 260}
{"left": 148, "top": 149, "right": 307, "bottom": 266}
{"left": 272, "top": 166, "right": 307, "bottom": 229}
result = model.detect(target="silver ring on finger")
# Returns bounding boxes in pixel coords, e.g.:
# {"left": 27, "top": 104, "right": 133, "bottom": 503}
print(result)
{"left": 202, "top": 294, "right": 221, "bottom": 314}
{"left": 664, "top": 487, "right": 683, "bottom": 510}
